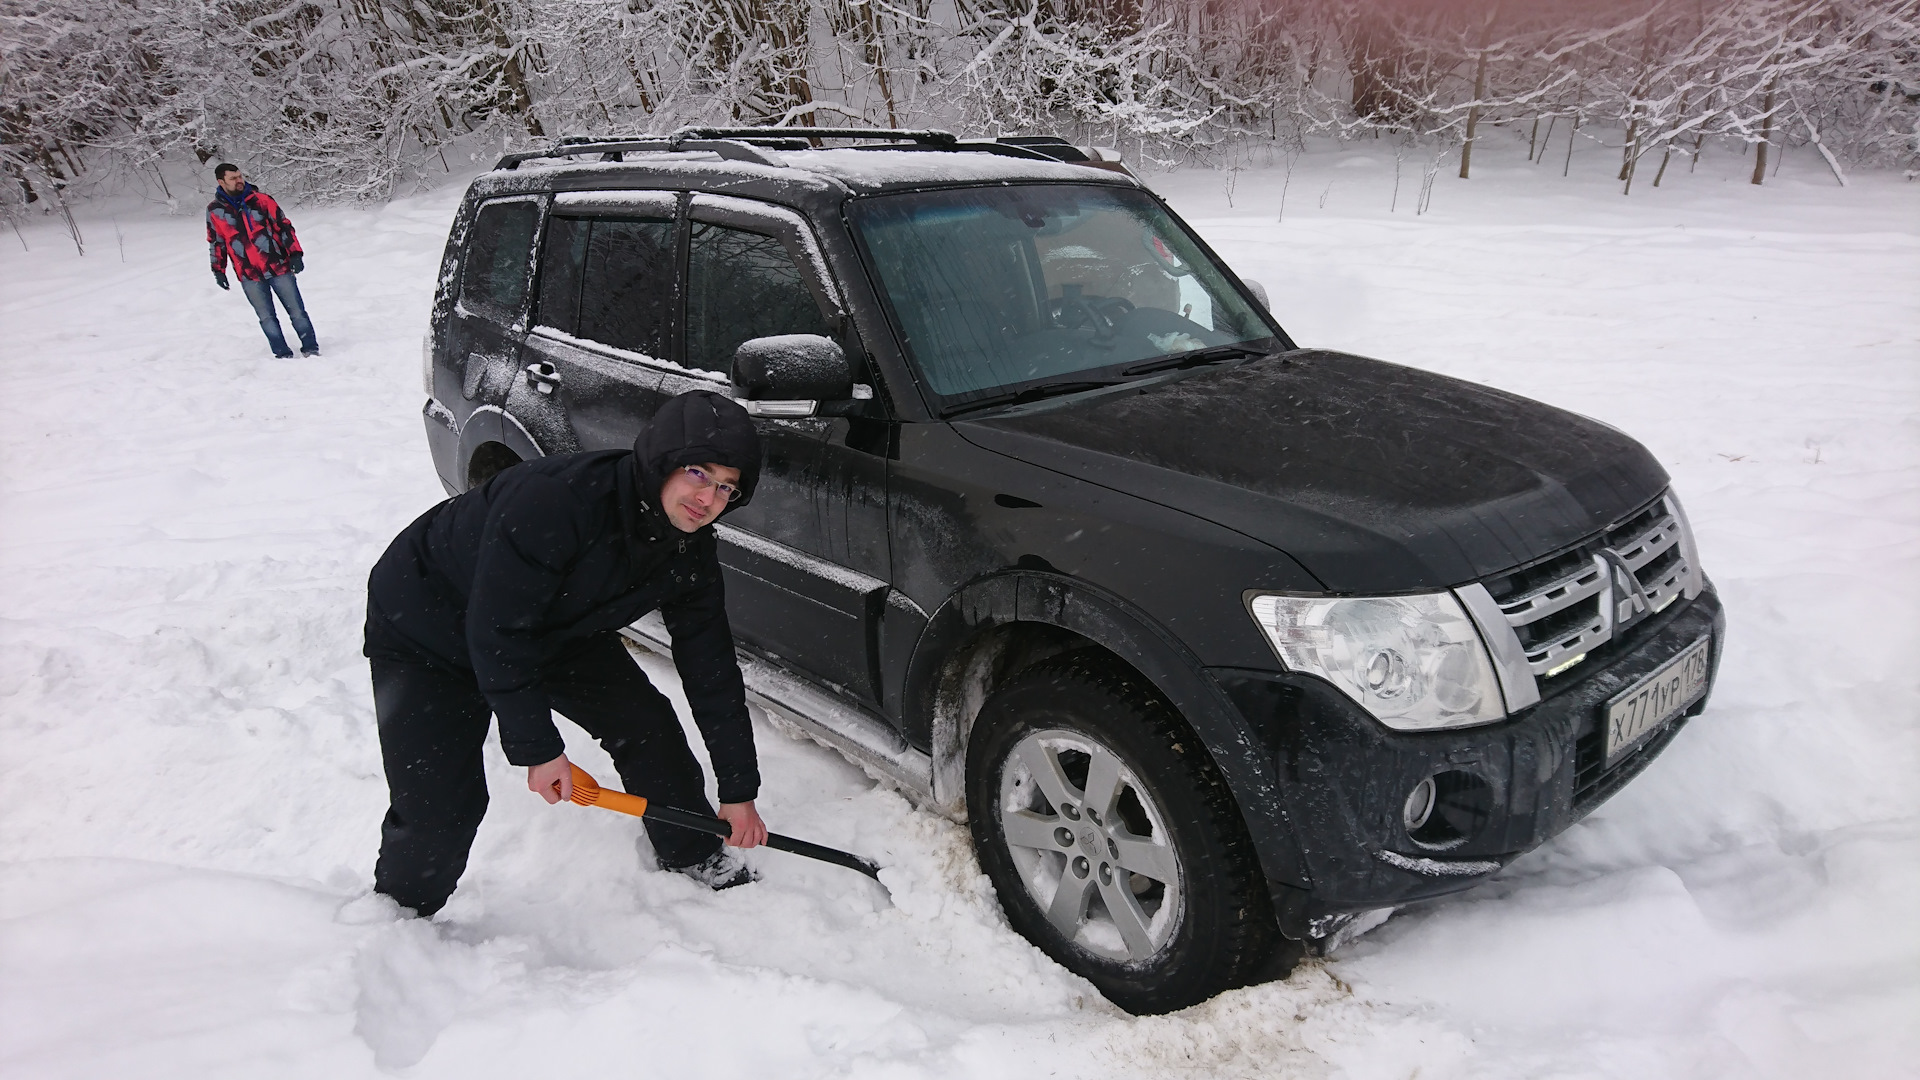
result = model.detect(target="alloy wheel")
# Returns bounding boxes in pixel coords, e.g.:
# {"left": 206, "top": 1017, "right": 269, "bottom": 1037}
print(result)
{"left": 996, "top": 728, "right": 1183, "bottom": 963}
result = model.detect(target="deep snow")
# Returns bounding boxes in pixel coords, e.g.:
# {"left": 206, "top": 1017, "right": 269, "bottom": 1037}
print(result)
{"left": 1, "top": 135, "right": 1916, "bottom": 1079}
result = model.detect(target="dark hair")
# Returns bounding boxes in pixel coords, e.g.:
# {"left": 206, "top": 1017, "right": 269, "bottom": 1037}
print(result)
{"left": 214, "top": 163, "right": 240, "bottom": 180}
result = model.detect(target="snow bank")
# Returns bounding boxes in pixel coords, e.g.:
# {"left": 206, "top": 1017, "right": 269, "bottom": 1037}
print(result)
{"left": 1, "top": 139, "right": 1915, "bottom": 1078}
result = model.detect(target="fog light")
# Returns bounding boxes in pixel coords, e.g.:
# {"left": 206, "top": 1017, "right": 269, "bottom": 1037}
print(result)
{"left": 1406, "top": 770, "right": 1494, "bottom": 850}
{"left": 1402, "top": 777, "right": 1436, "bottom": 830}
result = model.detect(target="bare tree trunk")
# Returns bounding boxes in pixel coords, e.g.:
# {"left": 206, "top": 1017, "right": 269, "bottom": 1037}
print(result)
{"left": 53, "top": 188, "right": 84, "bottom": 255}
{"left": 1619, "top": 22, "right": 1653, "bottom": 182}
{"left": 1803, "top": 115, "right": 1848, "bottom": 187}
{"left": 856, "top": 0, "right": 899, "bottom": 127}
{"left": 478, "top": 0, "right": 544, "bottom": 138}
{"left": 1751, "top": 80, "right": 1775, "bottom": 186}
{"left": 1459, "top": 42, "right": 1488, "bottom": 179}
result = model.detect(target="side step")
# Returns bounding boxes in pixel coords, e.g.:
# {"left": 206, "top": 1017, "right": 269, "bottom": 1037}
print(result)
{"left": 621, "top": 614, "right": 934, "bottom": 803}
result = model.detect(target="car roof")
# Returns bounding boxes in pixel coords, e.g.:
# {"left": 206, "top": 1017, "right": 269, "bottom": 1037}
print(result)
{"left": 466, "top": 145, "right": 1142, "bottom": 212}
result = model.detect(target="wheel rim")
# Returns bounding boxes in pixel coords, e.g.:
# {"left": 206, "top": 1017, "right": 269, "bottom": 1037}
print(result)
{"left": 996, "top": 728, "right": 1184, "bottom": 964}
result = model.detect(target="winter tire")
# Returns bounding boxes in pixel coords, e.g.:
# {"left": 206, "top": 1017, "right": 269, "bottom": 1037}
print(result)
{"left": 966, "top": 651, "right": 1280, "bottom": 1014}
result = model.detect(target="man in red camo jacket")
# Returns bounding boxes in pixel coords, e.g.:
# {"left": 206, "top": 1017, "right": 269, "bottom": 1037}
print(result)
{"left": 207, "top": 163, "right": 320, "bottom": 358}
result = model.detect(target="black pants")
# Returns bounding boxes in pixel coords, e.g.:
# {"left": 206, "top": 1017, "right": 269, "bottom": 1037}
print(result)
{"left": 370, "top": 634, "right": 721, "bottom": 916}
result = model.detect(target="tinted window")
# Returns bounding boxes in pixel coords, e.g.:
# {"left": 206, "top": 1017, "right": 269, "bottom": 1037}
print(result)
{"left": 851, "top": 185, "right": 1275, "bottom": 401}
{"left": 578, "top": 219, "right": 675, "bottom": 357}
{"left": 687, "top": 223, "right": 833, "bottom": 374}
{"left": 534, "top": 216, "right": 589, "bottom": 335}
{"left": 461, "top": 200, "right": 540, "bottom": 317}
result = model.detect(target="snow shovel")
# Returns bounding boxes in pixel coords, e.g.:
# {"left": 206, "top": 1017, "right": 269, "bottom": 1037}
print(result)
{"left": 561, "top": 764, "right": 886, "bottom": 886}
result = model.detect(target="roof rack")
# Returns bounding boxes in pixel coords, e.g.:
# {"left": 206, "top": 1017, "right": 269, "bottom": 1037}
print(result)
{"left": 497, "top": 126, "right": 962, "bottom": 170}
{"left": 672, "top": 126, "right": 959, "bottom": 147}
{"left": 493, "top": 126, "right": 1126, "bottom": 173}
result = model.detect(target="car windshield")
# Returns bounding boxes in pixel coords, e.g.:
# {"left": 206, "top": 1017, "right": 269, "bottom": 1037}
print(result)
{"left": 850, "top": 184, "right": 1280, "bottom": 409}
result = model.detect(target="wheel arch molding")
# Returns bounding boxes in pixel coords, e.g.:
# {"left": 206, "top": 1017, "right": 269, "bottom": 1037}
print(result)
{"left": 456, "top": 405, "right": 551, "bottom": 490}
{"left": 907, "top": 568, "right": 1310, "bottom": 891}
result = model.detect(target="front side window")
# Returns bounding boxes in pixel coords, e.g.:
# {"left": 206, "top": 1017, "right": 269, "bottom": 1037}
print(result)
{"left": 577, "top": 218, "right": 675, "bottom": 358}
{"left": 461, "top": 199, "right": 541, "bottom": 318}
{"left": 686, "top": 223, "right": 834, "bottom": 374}
{"left": 850, "top": 185, "right": 1277, "bottom": 404}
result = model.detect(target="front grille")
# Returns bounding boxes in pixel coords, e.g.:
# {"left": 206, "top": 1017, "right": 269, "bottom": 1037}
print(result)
{"left": 1483, "top": 492, "right": 1700, "bottom": 683}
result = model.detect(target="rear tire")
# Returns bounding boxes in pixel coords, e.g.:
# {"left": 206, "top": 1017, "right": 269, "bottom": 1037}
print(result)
{"left": 966, "top": 651, "right": 1281, "bottom": 1014}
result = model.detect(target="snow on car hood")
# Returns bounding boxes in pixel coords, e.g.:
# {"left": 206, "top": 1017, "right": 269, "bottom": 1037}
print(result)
{"left": 953, "top": 350, "right": 1670, "bottom": 592}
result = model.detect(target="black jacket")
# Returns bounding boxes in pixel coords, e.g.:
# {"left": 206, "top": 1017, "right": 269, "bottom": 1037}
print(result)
{"left": 365, "top": 392, "right": 763, "bottom": 802}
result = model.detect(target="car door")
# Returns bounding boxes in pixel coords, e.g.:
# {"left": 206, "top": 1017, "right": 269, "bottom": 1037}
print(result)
{"left": 449, "top": 195, "right": 544, "bottom": 480}
{"left": 675, "top": 194, "right": 894, "bottom": 709}
{"left": 520, "top": 191, "right": 680, "bottom": 451}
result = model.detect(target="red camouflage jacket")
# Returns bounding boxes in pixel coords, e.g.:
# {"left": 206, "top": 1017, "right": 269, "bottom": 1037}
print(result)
{"left": 207, "top": 184, "right": 303, "bottom": 281}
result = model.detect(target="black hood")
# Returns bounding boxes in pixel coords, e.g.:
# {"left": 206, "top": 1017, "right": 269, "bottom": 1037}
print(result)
{"left": 626, "top": 390, "right": 763, "bottom": 526}
{"left": 955, "top": 350, "right": 1669, "bottom": 592}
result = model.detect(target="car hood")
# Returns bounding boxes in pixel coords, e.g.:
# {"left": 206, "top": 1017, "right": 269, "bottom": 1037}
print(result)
{"left": 952, "top": 350, "right": 1669, "bottom": 593}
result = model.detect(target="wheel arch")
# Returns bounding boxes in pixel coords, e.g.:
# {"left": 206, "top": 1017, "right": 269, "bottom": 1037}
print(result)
{"left": 907, "top": 570, "right": 1309, "bottom": 890}
{"left": 456, "top": 405, "right": 545, "bottom": 490}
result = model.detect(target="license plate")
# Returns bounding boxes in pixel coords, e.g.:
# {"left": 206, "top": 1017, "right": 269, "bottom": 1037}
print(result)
{"left": 1604, "top": 636, "right": 1711, "bottom": 762}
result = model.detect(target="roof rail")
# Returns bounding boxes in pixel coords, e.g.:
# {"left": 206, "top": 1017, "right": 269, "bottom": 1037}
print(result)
{"left": 671, "top": 126, "right": 958, "bottom": 146}
{"left": 493, "top": 126, "right": 1128, "bottom": 174}
{"left": 496, "top": 137, "right": 790, "bottom": 171}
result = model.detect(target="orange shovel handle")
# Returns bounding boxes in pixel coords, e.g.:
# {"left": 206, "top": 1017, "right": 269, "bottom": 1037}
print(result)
{"left": 564, "top": 763, "right": 649, "bottom": 817}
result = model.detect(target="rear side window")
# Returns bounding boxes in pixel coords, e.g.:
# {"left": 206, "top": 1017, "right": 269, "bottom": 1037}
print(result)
{"left": 578, "top": 219, "right": 675, "bottom": 358}
{"left": 534, "top": 216, "right": 589, "bottom": 335}
{"left": 461, "top": 200, "right": 540, "bottom": 318}
{"left": 687, "top": 223, "right": 833, "bottom": 373}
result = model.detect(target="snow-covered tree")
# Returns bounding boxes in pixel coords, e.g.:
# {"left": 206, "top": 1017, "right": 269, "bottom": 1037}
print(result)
{"left": 1, "top": 0, "right": 1914, "bottom": 207}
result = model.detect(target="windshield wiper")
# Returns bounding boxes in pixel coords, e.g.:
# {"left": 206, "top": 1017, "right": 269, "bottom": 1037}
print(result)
{"left": 1121, "top": 343, "right": 1270, "bottom": 377}
{"left": 944, "top": 379, "right": 1121, "bottom": 417}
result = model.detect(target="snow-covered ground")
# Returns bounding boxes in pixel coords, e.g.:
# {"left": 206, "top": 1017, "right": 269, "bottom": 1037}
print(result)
{"left": 2, "top": 136, "right": 1916, "bottom": 1079}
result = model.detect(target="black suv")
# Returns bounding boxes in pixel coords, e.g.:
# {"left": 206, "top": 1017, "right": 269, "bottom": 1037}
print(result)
{"left": 421, "top": 128, "right": 1725, "bottom": 1014}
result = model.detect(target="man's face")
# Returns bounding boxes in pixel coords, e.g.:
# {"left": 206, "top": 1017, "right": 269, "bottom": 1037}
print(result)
{"left": 218, "top": 169, "right": 246, "bottom": 194}
{"left": 659, "top": 462, "right": 741, "bottom": 533}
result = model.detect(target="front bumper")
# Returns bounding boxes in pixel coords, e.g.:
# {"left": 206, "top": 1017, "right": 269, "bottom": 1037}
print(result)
{"left": 1214, "top": 578, "right": 1725, "bottom": 941}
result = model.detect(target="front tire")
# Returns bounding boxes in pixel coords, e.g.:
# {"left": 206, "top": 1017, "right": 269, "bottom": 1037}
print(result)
{"left": 966, "top": 651, "right": 1281, "bottom": 1014}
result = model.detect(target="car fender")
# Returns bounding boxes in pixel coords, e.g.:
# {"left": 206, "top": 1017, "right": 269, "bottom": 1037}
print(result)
{"left": 909, "top": 569, "right": 1309, "bottom": 890}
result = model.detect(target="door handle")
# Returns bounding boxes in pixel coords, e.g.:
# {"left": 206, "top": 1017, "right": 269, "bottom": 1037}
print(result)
{"left": 525, "top": 362, "right": 561, "bottom": 395}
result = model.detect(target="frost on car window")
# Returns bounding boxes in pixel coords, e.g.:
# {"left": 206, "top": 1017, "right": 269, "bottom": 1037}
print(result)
{"left": 851, "top": 184, "right": 1272, "bottom": 400}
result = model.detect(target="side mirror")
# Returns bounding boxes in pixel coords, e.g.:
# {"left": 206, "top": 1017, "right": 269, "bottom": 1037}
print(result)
{"left": 731, "top": 334, "right": 855, "bottom": 417}
{"left": 1242, "top": 278, "right": 1271, "bottom": 314}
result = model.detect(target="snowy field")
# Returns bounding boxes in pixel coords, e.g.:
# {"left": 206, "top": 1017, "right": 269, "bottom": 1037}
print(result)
{"left": 2, "top": 136, "right": 1916, "bottom": 1078}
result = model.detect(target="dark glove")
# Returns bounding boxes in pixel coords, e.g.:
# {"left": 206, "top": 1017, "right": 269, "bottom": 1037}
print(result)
{"left": 214, "top": 271, "right": 229, "bottom": 290}
{"left": 289, "top": 252, "right": 304, "bottom": 274}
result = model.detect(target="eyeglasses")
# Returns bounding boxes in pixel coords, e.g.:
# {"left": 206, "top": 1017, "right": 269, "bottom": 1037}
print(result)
{"left": 681, "top": 465, "right": 743, "bottom": 502}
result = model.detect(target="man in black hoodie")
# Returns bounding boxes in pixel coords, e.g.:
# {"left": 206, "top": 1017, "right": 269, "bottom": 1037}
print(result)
{"left": 363, "top": 391, "right": 765, "bottom": 916}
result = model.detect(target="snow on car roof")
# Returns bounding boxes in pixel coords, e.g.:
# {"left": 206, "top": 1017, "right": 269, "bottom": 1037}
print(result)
{"left": 767, "top": 147, "right": 1139, "bottom": 193}
{"left": 489, "top": 145, "right": 1136, "bottom": 196}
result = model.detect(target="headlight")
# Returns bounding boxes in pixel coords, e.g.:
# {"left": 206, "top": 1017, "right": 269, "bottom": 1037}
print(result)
{"left": 1246, "top": 591, "right": 1507, "bottom": 731}
{"left": 422, "top": 333, "right": 436, "bottom": 396}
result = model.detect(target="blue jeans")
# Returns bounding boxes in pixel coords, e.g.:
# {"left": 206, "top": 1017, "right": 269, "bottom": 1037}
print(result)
{"left": 240, "top": 273, "right": 318, "bottom": 356}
